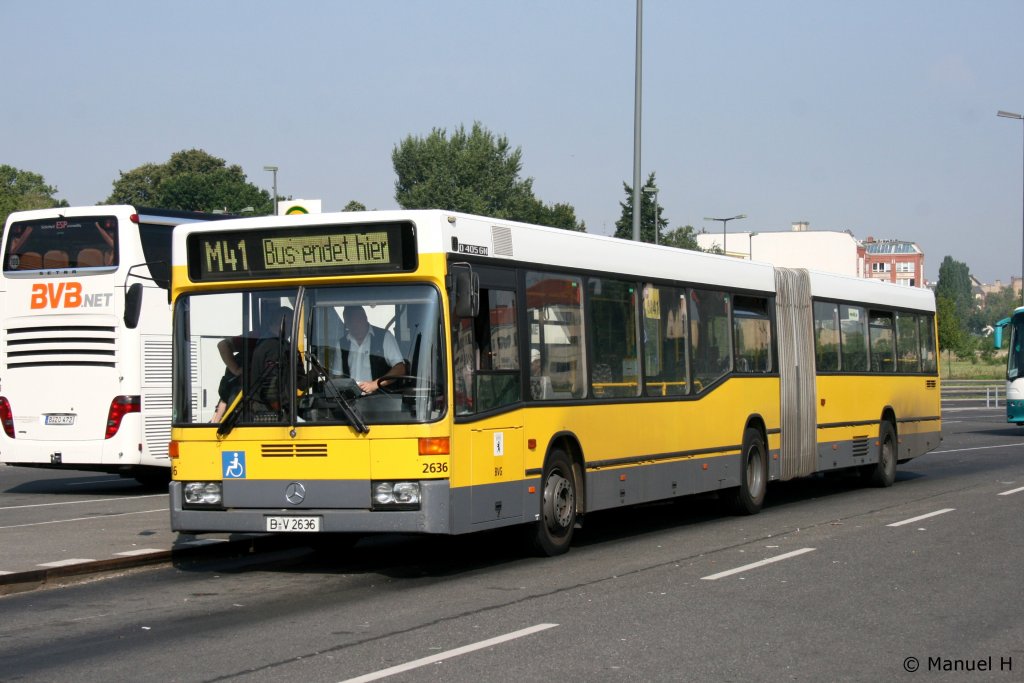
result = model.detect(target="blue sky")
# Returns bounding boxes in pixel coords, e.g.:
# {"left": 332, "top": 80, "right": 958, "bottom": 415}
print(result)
{"left": 3, "top": 1, "right": 1022, "bottom": 284}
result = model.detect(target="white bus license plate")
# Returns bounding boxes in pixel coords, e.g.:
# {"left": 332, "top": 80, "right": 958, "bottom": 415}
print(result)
{"left": 265, "top": 516, "right": 321, "bottom": 532}
{"left": 45, "top": 415, "right": 75, "bottom": 425}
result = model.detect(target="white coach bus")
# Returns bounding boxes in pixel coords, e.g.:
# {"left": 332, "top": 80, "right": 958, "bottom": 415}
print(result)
{"left": 0, "top": 205, "right": 228, "bottom": 485}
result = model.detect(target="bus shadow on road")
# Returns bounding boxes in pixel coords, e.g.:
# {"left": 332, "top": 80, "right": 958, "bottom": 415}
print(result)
{"left": 171, "top": 470, "right": 930, "bottom": 581}
{"left": 3, "top": 473, "right": 161, "bottom": 496}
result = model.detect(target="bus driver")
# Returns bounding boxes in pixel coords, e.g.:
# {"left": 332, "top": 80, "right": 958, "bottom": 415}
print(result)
{"left": 339, "top": 306, "right": 407, "bottom": 394}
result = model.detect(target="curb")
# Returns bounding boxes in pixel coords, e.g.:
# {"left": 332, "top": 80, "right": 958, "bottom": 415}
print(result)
{"left": 0, "top": 536, "right": 267, "bottom": 596}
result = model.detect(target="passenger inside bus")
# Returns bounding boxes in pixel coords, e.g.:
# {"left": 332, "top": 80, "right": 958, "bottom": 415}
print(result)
{"left": 92, "top": 221, "right": 115, "bottom": 264}
{"left": 248, "top": 308, "right": 312, "bottom": 413}
{"left": 212, "top": 307, "right": 293, "bottom": 421}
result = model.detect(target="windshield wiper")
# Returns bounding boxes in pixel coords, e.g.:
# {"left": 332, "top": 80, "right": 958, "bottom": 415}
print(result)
{"left": 306, "top": 350, "right": 369, "bottom": 434}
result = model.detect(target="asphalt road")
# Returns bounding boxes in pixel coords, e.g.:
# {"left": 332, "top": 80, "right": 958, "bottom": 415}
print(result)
{"left": 0, "top": 468, "right": 241, "bottom": 585}
{"left": 0, "top": 404, "right": 1021, "bottom": 682}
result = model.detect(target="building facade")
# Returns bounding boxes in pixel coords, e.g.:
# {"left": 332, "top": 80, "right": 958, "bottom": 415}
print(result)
{"left": 859, "top": 237, "right": 924, "bottom": 288}
{"left": 694, "top": 222, "right": 927, "bottom": 288}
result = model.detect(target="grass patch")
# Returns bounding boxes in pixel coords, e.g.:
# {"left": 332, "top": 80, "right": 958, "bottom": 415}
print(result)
{"left": 942, "top": 353, "right": 1004, "bottom": 380}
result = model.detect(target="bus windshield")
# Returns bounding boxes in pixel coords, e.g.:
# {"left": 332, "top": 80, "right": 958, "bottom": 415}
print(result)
{"left": 3, "top": 215, "right": 119, "bottom": 272}
{"left": 1008, "top": 315, "right": 1024, "bottom": 381}
{"left": 173, "top": 283, "right": 446, "bottom": 427}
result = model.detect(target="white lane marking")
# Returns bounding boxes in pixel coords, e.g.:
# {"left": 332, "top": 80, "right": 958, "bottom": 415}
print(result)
{"left": 66, "top": 478, "right": 124, "bottom": 486}
{"left": 0, "top": 494, "right": 167, "bottom": 511}
{"left": 0, "top": 508, "right": 166, "bottom": 530}
{"left": 701, "top": 548, "right": 816, "bottom": 581}
{"left": 0, "top": 571, "right": 14, "bottom": 576}
{"left": 113, "top": 549, "right": 163, "bottom": 557}
{"left": 931, "top": 443, "right": 1024, "bottom": 454}
{"left": 887, "top": 508, "right": 955, "bottom": 527}
{"left": 338, "top": 623, "right": 559, "bottom": 683}
{"left": 38, "top": 559, "right": 96, "bottom": 568}
{"left": 998, "top": 486, "right": 1024, "bottom": 496}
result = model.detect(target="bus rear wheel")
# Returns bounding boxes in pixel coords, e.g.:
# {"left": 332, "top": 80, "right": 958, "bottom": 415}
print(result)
{"left": 728, "top": 427, "right": 768, "bottom": 515}
{"left": 865, "top": 421, "right": 897, "bottom": 487}
{"left": 531, "top": 449, "right": 577, "bottom": 557}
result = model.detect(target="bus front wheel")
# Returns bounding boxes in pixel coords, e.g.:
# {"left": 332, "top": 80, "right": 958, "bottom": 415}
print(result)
{"left": 531, "top": 448, "right": 577, "bottom": 557}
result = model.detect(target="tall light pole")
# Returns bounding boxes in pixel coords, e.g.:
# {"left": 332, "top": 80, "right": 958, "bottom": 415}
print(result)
{"left": 704, "top": 214, "right": 747, "bottom": 255}
{"left": 998, "top": 110, "right": 1024, "bottom": 304}
{"left": 263, "top": 165, "right": 279, "bottom": 215}
{"left": 631, "top": 0, "right": 644, "bottom": 242}
{"left": 642, "top": 185, "right": 659, "bottom": 244}
{"left": 748, "top": 231, "right": 758, "bottom": 260}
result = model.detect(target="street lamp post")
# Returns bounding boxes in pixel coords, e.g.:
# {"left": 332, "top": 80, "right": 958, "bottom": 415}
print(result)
{"left": 704, "top": 214, "right": 747, "bottom": 255}
{"left": 631, "top": 0, "right": 644, "bottom": 242}
{"left": 998, "top": 110, "right": 1024, "bottom": 304}
{"left": 642, "top": 185, "right": 659, "bottom": 244}
{"left": 263, "top": 165, "right": 279, "bottom": 215}
{"left": 748, "top": 231, "right": 758, "bottom": 260}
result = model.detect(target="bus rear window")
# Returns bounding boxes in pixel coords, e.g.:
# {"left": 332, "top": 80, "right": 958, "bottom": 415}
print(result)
{"left": 3, "top": 216, "right": 119, "bottom": 272}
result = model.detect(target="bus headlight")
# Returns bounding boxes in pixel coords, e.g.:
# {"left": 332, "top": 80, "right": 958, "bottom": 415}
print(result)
{"left": 184, "top": 481, "right": 223, "bottom": 506}
{"left": 372, "top": 481, "right": 421, "bottom": 509}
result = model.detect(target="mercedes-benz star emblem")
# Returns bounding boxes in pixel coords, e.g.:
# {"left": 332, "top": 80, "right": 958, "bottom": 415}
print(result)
{"left": 284, "top": 482, "right": 306, "bottom": 505}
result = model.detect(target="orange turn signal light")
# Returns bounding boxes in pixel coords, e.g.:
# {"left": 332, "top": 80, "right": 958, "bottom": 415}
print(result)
{"left": 419, "top": 437, "right": 450, "bottom": 455}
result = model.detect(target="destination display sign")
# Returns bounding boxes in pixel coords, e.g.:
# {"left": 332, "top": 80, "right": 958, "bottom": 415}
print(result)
{"left": 187, "top": 221, "right": 417, "bottom": 281}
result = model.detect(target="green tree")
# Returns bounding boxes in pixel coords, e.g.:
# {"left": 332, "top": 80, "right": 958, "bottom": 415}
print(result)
{"left": 936, "top": 294, "right": 972, "bottom": 359}
{"left": 970, "top": 285, "right": 1019, "bottom": 334}
{"left": 613, "top": 173, "right": 665, "bottom": 244}
{"left": 343, "top": 200, "right": 367, "bottom": 211}
{"left": 104, "top": 149, "right": 272, "bottom": 214}
{"left": 661, "top": 224, "right": 702, "bottom": 250}
{"left": 392, "top": 122, "right": 584, "bottom": 231}
{"left": 0, "top": 165, "right": 68, "bottom": 227}
{"left": 935, "top": 256, "right": 974, "bottom": 323}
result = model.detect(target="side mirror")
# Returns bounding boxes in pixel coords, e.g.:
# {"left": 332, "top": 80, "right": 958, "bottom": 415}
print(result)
{"left": 124, "top": 282, "right": 144, "bottom": 329}
{"left": 451, "top": 267, "right": 480, "bottom": 318}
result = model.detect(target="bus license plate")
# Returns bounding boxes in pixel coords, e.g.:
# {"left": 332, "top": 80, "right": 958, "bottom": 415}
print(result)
{"left": 45, "top": 415, "right": 75, "bottom": 425}
{"left": 265, "top": 516, "right": 321, "bottom": 532}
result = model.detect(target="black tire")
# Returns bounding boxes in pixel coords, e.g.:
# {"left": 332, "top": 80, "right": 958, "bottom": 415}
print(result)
{"left": 531, "top": 449, "right": 577, "bottom": 557}
{"left": 729, "top": 427, "right": 768, "bottom": 515}
{"left": 867, "top": 421, "right": 897, "bottom": 487}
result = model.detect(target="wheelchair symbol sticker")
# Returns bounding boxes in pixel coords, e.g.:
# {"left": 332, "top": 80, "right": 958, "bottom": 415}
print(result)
{"left": 222, "top": 451, "right": 246, "bottom": 479}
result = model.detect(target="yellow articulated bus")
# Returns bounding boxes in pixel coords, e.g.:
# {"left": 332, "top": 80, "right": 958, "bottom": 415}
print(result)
{"left": 168, "top": 210, "right": 941, "bottom": 556}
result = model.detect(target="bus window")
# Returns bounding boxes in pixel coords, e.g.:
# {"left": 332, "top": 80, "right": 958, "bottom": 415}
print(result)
{"left": 919, "top": 314, "right": 937, "bottom": 373}
{"left": 175, "top": 284, "right": 445, "bottom": 426}
{"left": 454, "top": 288, "right": 520, "bottom": 413}
{"left": 690, "top": 289, "right": 732, "bottom": 391}
{"left": 813, "top": 301, "right": 840, "bottom": 372}
{"left": 643, "top": 284, "right": 689, "bottom": 397}
{"left": 896, "top": 311, "right": 921, "bottom": 373}
{"left": 3, "top": 215, "right": 118, "bottom": 272}
{"left": 588, "top": 277, "right": 640, "bottom": 398}
{"left": 840, "top": 305, "right": 868, "bottom": 372}
{"left": 526, "top": 271, "right": 585, "bottom": 399}
{"left": 869, "top": 311, "right": 896, "bottom": 373}
{"left": 733, "top": 296, "right": 772, "bottom": 373}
